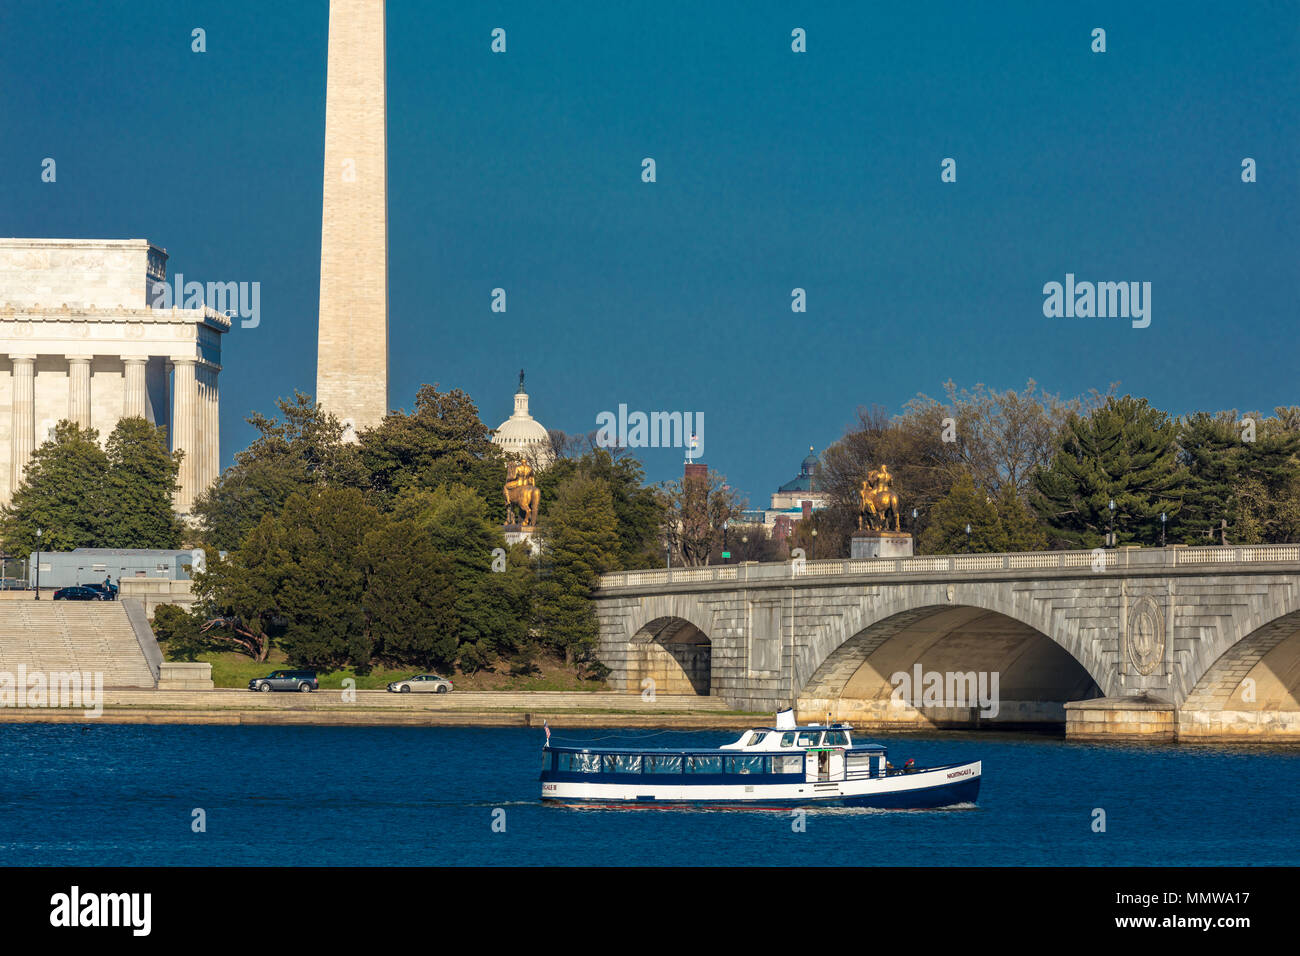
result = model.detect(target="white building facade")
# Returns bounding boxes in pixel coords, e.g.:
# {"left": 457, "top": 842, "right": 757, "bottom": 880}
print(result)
{"left": 0, "top": 238, "right": 229, "bottom": 514}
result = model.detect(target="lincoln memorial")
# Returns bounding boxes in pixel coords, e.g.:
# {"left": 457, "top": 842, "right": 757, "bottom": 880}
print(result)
{"left": 0, "top": 238, "right": 229, "bottom": 514}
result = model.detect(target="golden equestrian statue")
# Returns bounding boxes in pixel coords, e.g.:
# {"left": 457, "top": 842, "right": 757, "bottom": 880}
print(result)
{"left": 504, "top": 458, "right": 541, "bottom": 529}
{"left": 858, "top": 464, "right": 901, "bottom": 532}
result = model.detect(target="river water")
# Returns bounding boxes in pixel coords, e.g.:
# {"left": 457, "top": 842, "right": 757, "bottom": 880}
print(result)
{"left": 0, "top": 724, "right": 1294, "bottom": 866}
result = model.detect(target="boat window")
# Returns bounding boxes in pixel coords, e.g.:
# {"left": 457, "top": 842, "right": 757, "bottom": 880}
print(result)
{"left": 685, "top": 755, "right": 723, "bottom": 774}
{"left": 558, "top": 752, "right": 602, "bottom": 773}
{"left": 746, "top": 732, "right": 768, "bottom": 747}
{"left": 772, "top": 755, "right": 803, "bottom": 774}
{"left": 779, "top": 732, "right": 797, "bottom": 748}
{"left": 824, "top": 731, "right": 847, "bottom": 747}
{"left": 540, "top": 751, "right": 553, "bottom": 772}
{"left": 725, "top": 755, "right": 768, "bottom": 775}
{"left": 604, "top": 754, "right": 642, "bottom": 774}
{"left": 796, "top": 731, "right": 823, "bottom": 747}
{"left": 645, "top": 754, "right": 683, "bottom": 774}
{"left": 845, "top": 753, "right": 872, "bottom": 770}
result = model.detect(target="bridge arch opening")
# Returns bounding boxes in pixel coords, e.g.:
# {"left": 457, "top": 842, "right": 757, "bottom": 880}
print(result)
{"left": 626, "top": 616, "right": 711, "bottom": 696}
{"left": 799, "top": 606, "right": 1101, "bottom": 729}
{"left": 1180, "top": 610, "right": 1300, "bottom": 738}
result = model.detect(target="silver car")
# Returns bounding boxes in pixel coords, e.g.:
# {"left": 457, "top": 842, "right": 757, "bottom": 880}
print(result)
{"left": 387, "top": 674, "right": 453, "bottom": 694}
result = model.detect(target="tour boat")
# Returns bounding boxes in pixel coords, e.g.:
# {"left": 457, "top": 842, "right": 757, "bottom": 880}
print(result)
{"left": 539, "top": 710, "right": 980, "bottom": 810}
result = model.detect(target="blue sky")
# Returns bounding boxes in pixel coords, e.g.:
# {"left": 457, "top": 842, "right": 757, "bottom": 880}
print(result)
{"left": 2, "top": 1, "right": 1296, "bottom": 503}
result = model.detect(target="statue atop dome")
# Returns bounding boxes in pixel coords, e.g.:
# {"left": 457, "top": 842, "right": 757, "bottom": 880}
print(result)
{"left": 492, "top": 369, "right": 555, "bottom": 469}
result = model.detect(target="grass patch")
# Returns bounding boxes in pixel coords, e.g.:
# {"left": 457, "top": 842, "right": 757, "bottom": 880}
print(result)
{"left": 170, "top": 647, "right": 607, "bottom": 692}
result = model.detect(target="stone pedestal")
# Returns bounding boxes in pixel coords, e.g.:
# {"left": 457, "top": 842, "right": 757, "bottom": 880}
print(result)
{"left": 851, "top": 531, "right": 914, "bottom": 559}
{"left": 1064, "top": 694, "right": 1175, "bottom": 742}
{"left": 157, "top": 661, "right": 214, "bottom": 690}
{"left": 503, "top": 526, "right": 541, "bottom": 555}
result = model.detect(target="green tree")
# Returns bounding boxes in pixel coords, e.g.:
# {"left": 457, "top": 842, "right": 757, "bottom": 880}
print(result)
{"left": 539, "top": 448, "right": 664, "bottom": 568}
{"left": 1178, "top": 411, "right": 1300, "bottom": 544}
{"left": 103, "top": 417, "right": 184, "bottom": 549}
{"left": 359, "top": 385, "right": 506, "bottom": 518}
{"left": 363, "top": 518, "right": 460, "bottom": 668}
{"left": 534, "top": 473, "right": 620, "bottom": 668}
{"left": 274, "top": 489, "right": 376, "bottom": 669}
{"left": 918, "top": 472, "right": 1004, "bottom": 553}
{"left": 389, "top": 483, "right": 530, "bottom": 671}
{"left": 191, "top": 512, "right": 289, "bottom": 661}
{"left": 0, "top": 421, "right": 108, "bottom": 554}
{"left": 995, "top": 483, "right": 1049, "bottom": 552}
{"left": 192, "top": 392, "right": 365, "bottom": 552}
{"left": 1031, "top": 396, "right": 1185, "bottom": 548}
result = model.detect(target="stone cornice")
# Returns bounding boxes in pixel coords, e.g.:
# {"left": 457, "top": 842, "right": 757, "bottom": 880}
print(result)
{"left": 0, "top": 305, "right": 231, "bottom": 331}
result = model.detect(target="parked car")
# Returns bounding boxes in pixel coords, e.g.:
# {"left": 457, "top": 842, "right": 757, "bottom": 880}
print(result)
{"left": 248, "top": 670, "right": 318, "bottom": 693}
{"left": 82, "top": 583, "right": 118, "bottom": 601}
{"left": 53, "top": 585, "right": 109, "bottom": 601}
{"left": 387, "top": 674, "right": 453, "bottom": 694}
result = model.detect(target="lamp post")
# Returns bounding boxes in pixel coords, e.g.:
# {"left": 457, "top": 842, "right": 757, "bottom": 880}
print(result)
{"left": 810, "top": 526, "right": 817, "bottom": 561}
{"left": 964, "top": 523, "right": 971, "bottom": 553}
{"left": 34, "top": 527, "right": 42, "bottom": 600}
{"left": 911, "top": 508, "right": 918, "bottom": 534}
{"left": 1108, "top": 499, "right": 1116, "bottom": 548}
{"left": 1161, "top": 512, "right": 1167, "bottom": 548}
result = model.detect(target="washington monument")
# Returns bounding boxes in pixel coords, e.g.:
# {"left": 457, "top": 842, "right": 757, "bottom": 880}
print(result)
{"left": 317, "top": 0, "right": 389, "bottom": 436}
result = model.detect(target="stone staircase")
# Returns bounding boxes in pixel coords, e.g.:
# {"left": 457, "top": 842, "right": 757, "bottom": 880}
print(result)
{"left": 0, "top": 601, "right": 157, "bottom": 688}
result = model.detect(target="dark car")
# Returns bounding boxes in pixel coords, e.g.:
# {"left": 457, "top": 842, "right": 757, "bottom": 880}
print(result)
{"left": 53, "top": 586, "right": 109, "bottom": 601}
{"left": 82, "top": 583, "right": 119, "bottom": 601}
{"left": 248, "top": 670, "right": 318, "bottom": 693}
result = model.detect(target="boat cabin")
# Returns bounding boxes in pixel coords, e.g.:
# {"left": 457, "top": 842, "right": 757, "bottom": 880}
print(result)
{"left": 541, "top": 721, "right": 890, "bottom": 785}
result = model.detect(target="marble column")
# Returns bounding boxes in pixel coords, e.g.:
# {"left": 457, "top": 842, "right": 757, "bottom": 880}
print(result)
{"left": 66, "top": 356, "right": 92, "bottom": 428}
{"left": 123, "top": 358, "right": 148, "bottom": 419}
{"left": 206, "top": 365, "right": 220, "bottom": 491}
{"left": 170, "top": 357, "right": 198, "bottom": 512}
{"left": 10, "top": 355, "right": 36, "bottom": 490}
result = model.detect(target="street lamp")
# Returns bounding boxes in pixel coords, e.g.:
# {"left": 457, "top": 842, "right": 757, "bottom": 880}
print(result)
{"left": 34, "top": 527, "right": 42, "bottom": 600}
{"left": 911, "top": 508, "right": 918, "bottom": 533}
{"left": 810, "top": 526, "right": 818, "bottom": 561}
{"left": 964, "top": 523, "right": 971, "bottom": 552}
{"left": 1161, "top": 512, "right": 1167, "bottom": 548}
{"left": 1108, "top": 499, "right": 1116, "bottom": 548}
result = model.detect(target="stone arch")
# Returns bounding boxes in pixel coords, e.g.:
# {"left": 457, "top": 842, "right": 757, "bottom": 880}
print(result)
{"left": 1173, "top": 584, "right": 1300, "bottom": 706}
{"left": 797, "top": 581, "right": 1115, "bottom": 700}
{"left": 1182, "top": 609, "right": 1300, "bottom": 715}
{"left": 620, "top": 596, "right": 716, "bottom": 697}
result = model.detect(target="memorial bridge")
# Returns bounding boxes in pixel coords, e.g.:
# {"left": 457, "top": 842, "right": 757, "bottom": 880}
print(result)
{"left": 592, "top": 545, "right": 1300, "bottom": 741}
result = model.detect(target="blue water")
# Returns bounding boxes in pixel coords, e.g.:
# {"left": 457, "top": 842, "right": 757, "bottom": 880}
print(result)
{"left": 0, "top": 724, "right": 1295, "bottom": 866}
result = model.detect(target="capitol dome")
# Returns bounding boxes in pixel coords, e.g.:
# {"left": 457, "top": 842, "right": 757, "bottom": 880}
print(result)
{"left": 492, "top": 370, "right": 555, "bottom": 469}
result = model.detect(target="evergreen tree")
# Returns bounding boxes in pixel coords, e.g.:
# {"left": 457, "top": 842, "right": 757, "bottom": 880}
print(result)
{"left": 918, "top": 472, "right": 1004, "bottom": 553}
{"left": 534, "top": 474, "right": 620, "bottom": 669}
{"left": 273, "top": 489, "right": 376, "bottom": 669}
{"left": 996, "top": 483, "right": 1049, "bottom": 552}
{"left": 0, "top": 421, "right": 108, "bottom": 554}
{"left": 1031, "top": 396, "right": 1184, "bottom": 548}
{"left": 363, "top": 518, "right": 460, "bottom": 668}
{"left": 104, "top": 417, "right": 184, "bottom": 549}
{"left": 192, "top": 392, "right": 365, "bottom": 552}
{"left": 538, "top": 448, "right": 664, "bottom": 569}
{"left": 359, "top": 385, "right": 506, "bottom": 519}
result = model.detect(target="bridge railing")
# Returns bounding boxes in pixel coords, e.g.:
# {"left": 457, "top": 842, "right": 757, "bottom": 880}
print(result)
{"left": 598, "top": 543, "right": 1300, "bottom": 590}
